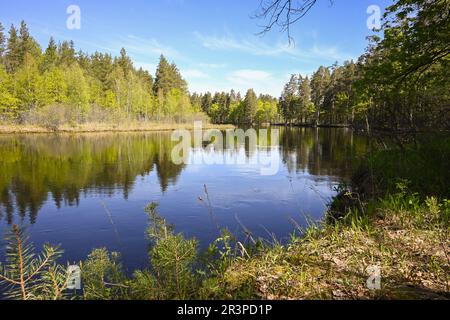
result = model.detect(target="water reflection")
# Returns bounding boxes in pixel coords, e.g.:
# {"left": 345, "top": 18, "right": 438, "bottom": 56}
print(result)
{"left": 0, "top": 128, "right": 367, "bottom": 225}
{"left": 0, "top": 133, "right": 185, "bottom": 224}
{"left": 280, "top": 127, "right": 367, "bottom": 177}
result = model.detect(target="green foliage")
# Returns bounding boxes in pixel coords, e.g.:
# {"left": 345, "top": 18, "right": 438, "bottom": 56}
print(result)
{"left": 145, "top": 203, "right": 198, "bottom": 299}
{"left": 0, "top": 225, "right": 67, "bottom": 300}
{"left": 0, "top": 65, "right": 19, "bottom": 118}
{"left": 0, "top": 21, "right": 206, "bottom": 125}
{"left": 1, "top": 188, "right": 448, "bottom": 301}
{"left": 81, "top": 249, "right": 128, "bottom": 300}
{"left": 367, "top": 137, "right": 450, "bottom": 197}
{"left": 242, "top": 89, "right": 258, "bottom": 125}
{"left": 276, "top": 1, "right": 449, "bottom": 131}
{"left": 153, "top": 55, "right": 187, "bottom": 96}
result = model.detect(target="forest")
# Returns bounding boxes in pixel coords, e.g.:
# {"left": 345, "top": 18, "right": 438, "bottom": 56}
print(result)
{"left": 0, "top": 20, "right": 280, "bottom": 129}
{"left": 1, "top": 0, "right": 448, "bottom": 132}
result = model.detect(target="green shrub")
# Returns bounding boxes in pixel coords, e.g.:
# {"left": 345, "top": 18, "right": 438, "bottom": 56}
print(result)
{"left": 0, "top": 225, "right": 68, "bottom": 300}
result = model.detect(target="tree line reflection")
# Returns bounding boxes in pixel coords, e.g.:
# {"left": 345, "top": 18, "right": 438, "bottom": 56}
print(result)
{"left": 0, "top": 128, "right": 368, "bottom": 224}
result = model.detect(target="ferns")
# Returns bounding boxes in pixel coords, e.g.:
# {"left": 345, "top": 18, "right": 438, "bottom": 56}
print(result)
{"left": 0, "top": 225, "right": 68, "bottom": 300}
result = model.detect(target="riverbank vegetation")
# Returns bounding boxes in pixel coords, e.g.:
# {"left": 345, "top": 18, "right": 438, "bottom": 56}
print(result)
{"left": 0, "top": 122, "right": 234, "bottom": 134}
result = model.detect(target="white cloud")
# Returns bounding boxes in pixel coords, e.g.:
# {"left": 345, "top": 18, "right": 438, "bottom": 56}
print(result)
{"left": 109, "top": 35, "right": 182, "bottom": 61}
{"left": 182, "top": 69, "right": 210, "bottom": 79}
{"left": 227, "top": 69, "right": 272, "bottom": 85}
{"left": 197, "top": 63, "right": 228, "bottom": 69}
{"left": 225, "top": 69, "right": 282, "bottom": 97}
{"left": 195, "top": 32, "right": 296, "bottom": 57}
{"left": 194, "top": 32, "right": 354, "bottom": 63}
{"left": 187, "top": 68, "right": 283, "bottom": 97}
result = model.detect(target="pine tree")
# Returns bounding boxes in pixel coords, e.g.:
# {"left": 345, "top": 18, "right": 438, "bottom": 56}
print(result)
{"left": 18, "top": 21, "right": 40, "bottom": 63}
{"left": 90, "top": 52, "right": 114, "bottom": 91}
{"left": 153, "top": 55, "right": 172, "bottom": 96}
{"left": 58, "top": 40, "right": 76, "bottom": 66}
{"left": 169, "top": 62, "right": 187, "bottom": 93}
{"left": 41, "top": 37, "right": 58, "bottom": 72}
{"left": 243, "top": 89, "right": 258, "bottom": 125}
{"left": 5, "top": 25, "right": 21, "bottom": 73}
{"left": 311, "top": 66, "right": 331, "bottom": 126}
{"left": 0, "top": 225, "right": 67, "bottom": 300}
{"left": 153, "top": 55, "right": 187, "bottom": 96}
{"left": 0, "top": 22, "right": 5, "bottom": 58}
{"left": 298, "top": 76, "right": 314, "bottom": 123}
{"left": 280, "top": 74, "right": 299, "bottom": 124}
{"left": 201, "top": 92, "right": 212, "bottom": 114}
{"left": 117, "top": 48, "right": 133, "bottom": 76}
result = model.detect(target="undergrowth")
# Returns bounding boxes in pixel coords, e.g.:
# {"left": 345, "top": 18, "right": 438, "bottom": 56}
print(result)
{"left": 1, "top": 188, "right": 448, "bottom": 300}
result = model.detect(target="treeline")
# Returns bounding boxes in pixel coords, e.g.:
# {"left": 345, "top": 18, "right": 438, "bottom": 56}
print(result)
{"left": 191, "top": 90, "right": 279, "bottom": 125}
{"left": 1, "top": 0, "right": 448, "bottom": 132}
{"left": 0, "top": 20, "right": 281, "bottom": 128}
{"left": 279, "top": 0, "right": 449, "bottom": 132}
{"left": 0, "top": 21, "right": 205, "bottom": 126}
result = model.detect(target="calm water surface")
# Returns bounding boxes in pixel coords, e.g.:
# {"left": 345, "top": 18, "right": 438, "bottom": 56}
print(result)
{"left": 0, "top": 128, "right": 368, "bottom": 271}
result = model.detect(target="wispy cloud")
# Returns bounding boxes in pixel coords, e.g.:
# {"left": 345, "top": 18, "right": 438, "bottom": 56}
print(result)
{"left": 194, "top": 32, "right": 353, "bottom": 63}
{"left": 109, "top": 34, "right": 182, "bottom": 61}
{"left": 182, "top": 69, "right": 210, "bottom": 79}
{"left": 227, "top": 69, "right": 272, "bottom": 85}
{"left": 226, "top": 69, "right": 281, "bottom": 96}
{"left": 197, "top": 63, "right": 228, "bottom": 69}
{"left": 194, "top": 32, "right": 296, "bottom": 57}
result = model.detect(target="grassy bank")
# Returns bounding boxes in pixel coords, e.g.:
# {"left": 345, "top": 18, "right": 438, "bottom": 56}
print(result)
{"left": 0, "top": 122, "right": 235, "bottom": 134}
{"left": 216, "top": 194, "right": 449, "bottom": 300}
{"left": 1, "top": 193, "right": 448, "bottom": 300}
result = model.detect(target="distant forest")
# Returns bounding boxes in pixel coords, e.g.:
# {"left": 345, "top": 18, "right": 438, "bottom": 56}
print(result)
{"left": 0, "top": 20, "right": 278, "bottom": 127}
{"left": 0, "top": 0, "right": 449, "bottom": 132}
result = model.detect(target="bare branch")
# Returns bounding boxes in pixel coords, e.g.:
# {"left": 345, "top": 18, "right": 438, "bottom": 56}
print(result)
{"left": 254, "top": 0, "right": 333, "bottom": 44}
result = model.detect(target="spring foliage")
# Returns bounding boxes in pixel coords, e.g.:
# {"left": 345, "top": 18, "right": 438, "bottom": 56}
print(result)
{"left": 0, "top": 21, "right": 201, "bottom": 126}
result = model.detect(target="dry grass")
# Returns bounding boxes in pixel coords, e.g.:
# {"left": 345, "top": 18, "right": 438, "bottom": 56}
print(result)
{"left": 0, "top": 122, "right": 235, "bottom": 134}
{"left": 218, "top": 201, "right": 449, "bottom": 300}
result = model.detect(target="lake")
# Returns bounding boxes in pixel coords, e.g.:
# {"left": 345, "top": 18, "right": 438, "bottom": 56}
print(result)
{"left": 0, "top": 127, "right": 368, "bottom": 272}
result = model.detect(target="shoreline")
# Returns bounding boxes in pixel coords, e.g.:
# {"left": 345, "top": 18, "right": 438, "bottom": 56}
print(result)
{"left": 0, "top": 123, "right": 236, "bottom": 135}
{"left": 271, "top": 123, "right": 352, "bottom": 128}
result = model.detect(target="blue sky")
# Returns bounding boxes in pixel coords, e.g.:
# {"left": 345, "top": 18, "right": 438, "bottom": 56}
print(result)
{"left": 0, "top": 0, "right": 391, "bottom": 96}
